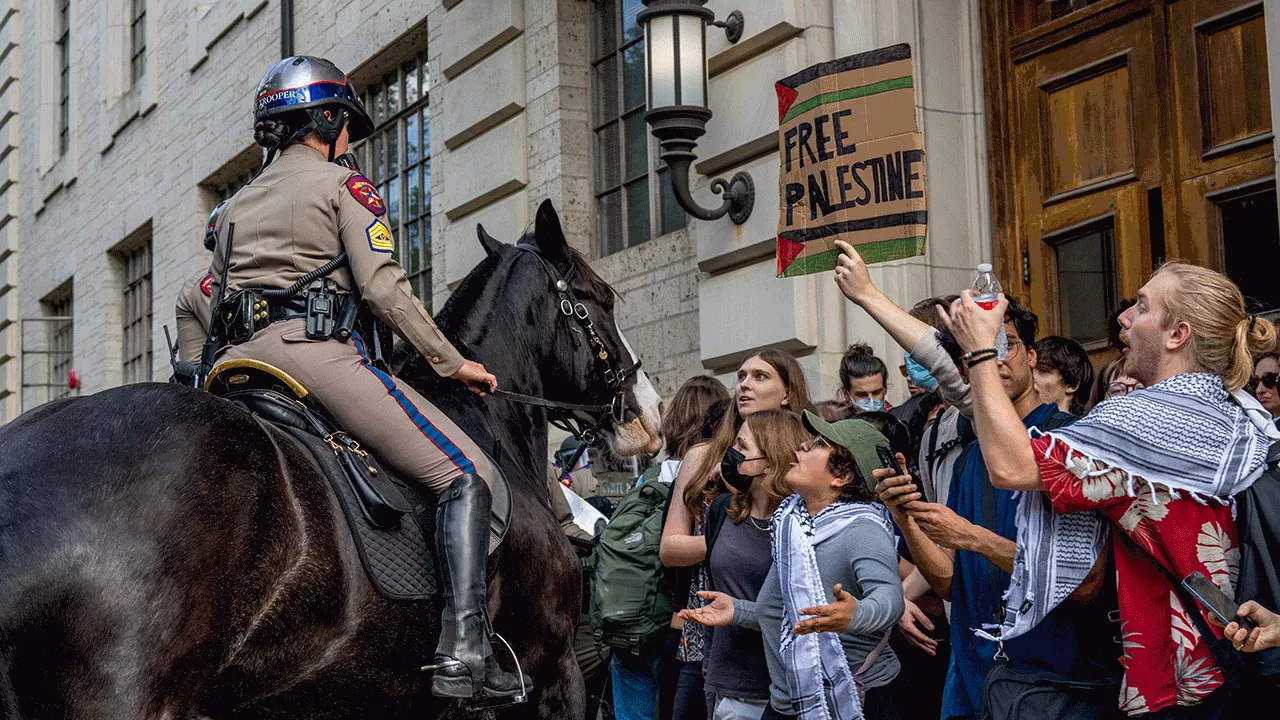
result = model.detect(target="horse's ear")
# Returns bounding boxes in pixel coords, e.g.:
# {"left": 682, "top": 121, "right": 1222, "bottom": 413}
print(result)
{"left": 476, "top": 223, "right": 504, "bottom": 257}
{"left": 533, "top": 199, "right": 571, "bottom": 265}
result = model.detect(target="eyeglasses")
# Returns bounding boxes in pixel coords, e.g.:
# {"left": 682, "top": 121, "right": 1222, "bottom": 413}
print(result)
{"left": 801, "top": 436, "right": 833, "bottom": 453}
{"left": 1106, "top": 380, "right": 1141, "bottom": 398}
{"left": 1000, "top": 338, "right": 1024, "bottom": 361}
{"left": 1252, "top": 372, "right": 1279, "bottom": 390}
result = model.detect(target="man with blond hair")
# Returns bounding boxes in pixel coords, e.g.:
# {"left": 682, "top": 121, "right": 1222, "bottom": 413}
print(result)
{"left": 945, "top": 261, "right": 1279, "bottom": 717}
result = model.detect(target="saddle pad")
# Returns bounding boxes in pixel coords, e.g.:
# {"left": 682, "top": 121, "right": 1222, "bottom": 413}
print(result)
{"left": 281, "top": 426, "right": 439, "bottom": 600}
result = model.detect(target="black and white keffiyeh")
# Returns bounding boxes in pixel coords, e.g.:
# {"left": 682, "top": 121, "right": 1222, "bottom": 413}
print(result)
{"left": 982, "top": 373, "right": 1278, "bottom": 643}
{"left": 1040, "top": 373, "right": 1272, "bottom": 501}
{"left": 773, "top": 495, "right": 894, "bottom": 720}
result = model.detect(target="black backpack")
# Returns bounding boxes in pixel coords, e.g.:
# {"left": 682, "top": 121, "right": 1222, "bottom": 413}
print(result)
{"left": 1228, "top": 457, "right": 1280, "bottom": 690}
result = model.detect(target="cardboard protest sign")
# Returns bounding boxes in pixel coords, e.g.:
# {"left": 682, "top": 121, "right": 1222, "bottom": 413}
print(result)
{"left": 775, "top": 43, "right": 927, "bottom": 277}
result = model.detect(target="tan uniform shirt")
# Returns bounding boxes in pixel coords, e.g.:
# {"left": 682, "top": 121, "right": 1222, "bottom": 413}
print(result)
{"left": 211, "top": 143, "right": 464, "bottom": 376}
{"left": 174, "top": 269, "right": 212, "bottom": 362}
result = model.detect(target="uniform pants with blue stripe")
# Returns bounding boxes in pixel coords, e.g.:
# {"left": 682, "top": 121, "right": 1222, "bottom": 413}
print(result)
{"left": 220, "top": 318, "right": 492, "bottom": 493}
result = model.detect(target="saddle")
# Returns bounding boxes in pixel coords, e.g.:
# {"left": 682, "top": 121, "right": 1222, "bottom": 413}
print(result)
{"left": 205, "top": 359, "right": 513, "bottom": 601}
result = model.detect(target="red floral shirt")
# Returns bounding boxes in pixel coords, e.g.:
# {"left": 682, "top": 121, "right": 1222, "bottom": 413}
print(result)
{"left": 1032, "top": 434, "right": 1237, "bottom": 715}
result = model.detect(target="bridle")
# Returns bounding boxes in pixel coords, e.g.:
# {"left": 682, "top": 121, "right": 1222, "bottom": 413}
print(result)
{"left": 490, "top": 243, "right": 642, "bottom": 459}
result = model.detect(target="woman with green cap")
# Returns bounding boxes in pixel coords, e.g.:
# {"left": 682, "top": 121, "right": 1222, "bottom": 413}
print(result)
{"left": 681, "top": 411, "right": 906, "bottom": 720}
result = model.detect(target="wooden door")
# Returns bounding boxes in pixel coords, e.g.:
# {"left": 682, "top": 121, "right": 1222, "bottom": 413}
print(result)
{"left": 983, "top": 0, "right": 1278, "bottom": 342}
{"left": 1012, "top": 14, "right": 1160, "bottom": 346}
{"left": 1168, "top": 0, "right": 1280, "bottom": 311}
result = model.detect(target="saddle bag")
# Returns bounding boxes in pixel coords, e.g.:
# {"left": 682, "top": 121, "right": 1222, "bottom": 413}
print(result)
{"left": 226, "top": 389, "right": 411, "bottom": 530}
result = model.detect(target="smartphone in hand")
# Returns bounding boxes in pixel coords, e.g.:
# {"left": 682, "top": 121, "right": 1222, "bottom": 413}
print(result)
{"left": 1182, "top": 571, "right": 1258, "bottom": 633}
{"left": 876, "top": 446, "right": 903, "bottom": 477}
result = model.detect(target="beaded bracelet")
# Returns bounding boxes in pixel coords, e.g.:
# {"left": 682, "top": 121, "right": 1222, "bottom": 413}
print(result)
{"left": 962, "top": 347, "right": 998, "bottom": 362}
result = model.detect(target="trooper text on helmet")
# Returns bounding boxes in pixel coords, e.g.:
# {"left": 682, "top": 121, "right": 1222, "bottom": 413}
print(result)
{"left": 253, "top": 56, "right": 373, "bottom": 162}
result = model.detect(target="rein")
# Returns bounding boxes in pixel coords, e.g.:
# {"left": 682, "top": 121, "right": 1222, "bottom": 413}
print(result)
{"left": 489, "top": 243, "right": 641, "bottom": 479}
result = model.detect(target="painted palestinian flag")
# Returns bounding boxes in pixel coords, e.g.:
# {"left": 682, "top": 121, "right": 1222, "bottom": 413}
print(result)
{"left": 775, "top": 43, "right": 927, "bottom": 278}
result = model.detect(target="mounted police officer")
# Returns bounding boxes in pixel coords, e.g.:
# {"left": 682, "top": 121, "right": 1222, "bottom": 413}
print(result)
{"left": 208, "top": 56, "right": 521, "bottom": 700}
{"left": 173, "top": 200, "right": 227, "bottom": 365}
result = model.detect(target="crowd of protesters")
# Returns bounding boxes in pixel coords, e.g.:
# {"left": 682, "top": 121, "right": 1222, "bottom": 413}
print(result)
{"left": 562, "top": 241, "right": 1280, "bottom": 720}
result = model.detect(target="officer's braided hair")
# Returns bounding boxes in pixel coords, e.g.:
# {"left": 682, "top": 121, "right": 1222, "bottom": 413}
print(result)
{"left": 254, "top": 118, "right": 291, "bottom": 149}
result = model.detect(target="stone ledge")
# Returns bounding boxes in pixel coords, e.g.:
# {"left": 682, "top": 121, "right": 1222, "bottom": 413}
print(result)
{"left": 440, "top": 113, "right": 528, "bottom": 220}
{"left": 442, "top": 39, "right": 525, "bottom": 150}
{"left": 440, "top": 0, "right": 525, "bottom": 80}
{"left": 699, "top": 259, "right": 816, "bottom": 369}
{"left": 188, "top": 0, "right": 268, "bottom": 72}
{"left": 443, "top": 190, "right": 528, "bottom": 288}
{"left": 693, "top": 151, "right": 782, "bottom": 272}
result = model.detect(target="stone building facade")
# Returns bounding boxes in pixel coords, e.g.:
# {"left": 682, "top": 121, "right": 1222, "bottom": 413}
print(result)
{"left": 2, "top": 0, "right": 1002, "bottom": 424}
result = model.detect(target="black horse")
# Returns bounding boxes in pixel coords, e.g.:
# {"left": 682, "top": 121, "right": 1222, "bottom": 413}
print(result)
{"left": 0, "top": 200, "right": 662, "bottom": 719}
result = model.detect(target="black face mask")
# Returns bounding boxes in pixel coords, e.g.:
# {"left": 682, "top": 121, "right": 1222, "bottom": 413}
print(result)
{"left": 721, "top": 447, "right": 766, "bottom": 493}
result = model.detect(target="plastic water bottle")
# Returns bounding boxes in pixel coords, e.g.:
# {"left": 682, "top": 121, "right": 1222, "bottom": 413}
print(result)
{"left": 973, "top": 263, "right": 1008, "bottom": 360}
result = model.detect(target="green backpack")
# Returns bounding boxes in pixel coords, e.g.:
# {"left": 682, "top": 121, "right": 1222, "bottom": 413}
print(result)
{"left": 589, "top": 477, "right": 673, "bottom": 653}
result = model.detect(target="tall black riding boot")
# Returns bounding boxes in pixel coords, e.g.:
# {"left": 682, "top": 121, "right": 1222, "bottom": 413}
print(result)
{"left": 431, "top": 473, "right": 522, "bottom": 699}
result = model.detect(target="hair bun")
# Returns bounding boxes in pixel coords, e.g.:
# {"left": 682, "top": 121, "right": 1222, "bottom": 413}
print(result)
{"left": 253, "top": 119, "right": 290, "bottom": 149}
{"left": 1246, "top": 314, "right": 1278, "bottom": 356}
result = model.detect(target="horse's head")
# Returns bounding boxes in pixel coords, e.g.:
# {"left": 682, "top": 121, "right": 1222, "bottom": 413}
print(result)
{"left": 469, "top": 200, "right": 663, "bottom": 458}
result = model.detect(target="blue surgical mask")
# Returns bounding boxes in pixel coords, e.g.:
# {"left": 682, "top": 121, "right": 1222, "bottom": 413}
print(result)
{"left": 903, "top": 353, "right": 939, "bottom": 393}
{"left": 853, "top": 397, "right": 886, "bottom": 413}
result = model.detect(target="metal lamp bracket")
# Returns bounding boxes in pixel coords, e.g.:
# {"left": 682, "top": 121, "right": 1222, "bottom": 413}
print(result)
{"left": 712, "top": 10, "right": 744, "bottom": 43}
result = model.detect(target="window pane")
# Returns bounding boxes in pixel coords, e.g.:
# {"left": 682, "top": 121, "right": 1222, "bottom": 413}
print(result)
{"left": 422, "top": 216, "right": 433, "bottom": 269}
{"left": 387, "top": 71, "right": 401, "bottom": 116}
{"left": 422, "top": 159, "right": 432, "bottom": 215}
{"left": 404, "top": 60, "right": 421, "bottom": 107}
{"left": 1054, "top": 223, "right": 1117, "bottom": 345}
{"left": 594, "top": 56, "right": 619, "bottom": 126}
{"left": 406, "top": 112, "right": 420, "bottom": 166}
{"left": 622, "top": 0, "right": 644, "bottom": 42}
{"left": 406, "top": 221, "right": 422, "bottom": 276}
{"left": 387, "top": 123, "right": 399, "bottom": 176}
{"left": 623, "top": 40, "right": 646, "bottom": 112}
{"left": 625, "top": 177, "right": 651, "bottom": 247}
{"left": 595, "top": 122, "right": 621, "bottom": 192}
{"left": 387, "top": 176, "right": 401, "bottom": 229}
{"left": 407, "top": 163, "right": 421, "bottom": 219}
{"left": 372, "top": 84, "right": 386, "bottom": 125}
{"left": 594, "top": 0, "right": 618, "bottom": 59}
{"left": 623, "top": 112, "right": 648, "bottom": 181}
{"left": 598, "top": 190, "right": 624, "bottom": 256}
{"left": 658, "top": 168, "right": 687, "bottom": 235}
{"left": 1221, "top": 186, "right": 1280, "bottom": 313}
{"left": 418, "top": 271, "right": 433, "bottom": 310}
{"left": 372, "top": 136, "right": 384, "bottom": 183}
{"left": 1033, "top": 0, "right": 1103, "bottom": 27}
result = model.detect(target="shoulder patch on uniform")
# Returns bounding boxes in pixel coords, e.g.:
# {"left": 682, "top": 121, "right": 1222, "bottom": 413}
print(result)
{"left": 199, "top": 271, "right": 213, "bottom": 297}
{"left": 366, "top": 219, "right": 394, "bottom": 253}
{"left": 346, "top": 175, "right": 386, "bottom": 216}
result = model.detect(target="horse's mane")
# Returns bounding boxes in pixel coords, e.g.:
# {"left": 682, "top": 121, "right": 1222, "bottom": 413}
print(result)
{"left": 436, "top": 251, "right": 505, "bottom": 324}
{"left": 437, "top": 232, "right": 618, "bottom": 330}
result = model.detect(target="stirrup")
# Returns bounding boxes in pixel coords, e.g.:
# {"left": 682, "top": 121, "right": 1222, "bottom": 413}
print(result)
{"left": 421, "top": 632, "right": 529, "bottom": 707}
